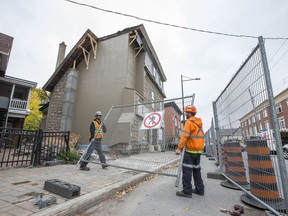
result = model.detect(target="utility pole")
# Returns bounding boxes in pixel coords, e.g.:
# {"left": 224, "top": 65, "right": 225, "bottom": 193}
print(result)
{"left": 181, "top": 75, "right": 200, "bottom": 125}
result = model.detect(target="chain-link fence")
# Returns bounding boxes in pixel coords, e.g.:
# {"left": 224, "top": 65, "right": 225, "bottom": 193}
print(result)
{"left": 213, "top": 36, "right": 288, "bottom": 214}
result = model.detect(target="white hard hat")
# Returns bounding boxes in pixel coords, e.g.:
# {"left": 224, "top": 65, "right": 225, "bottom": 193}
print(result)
{"left": 94, "top": 111, "right": 102, "bottom": 116}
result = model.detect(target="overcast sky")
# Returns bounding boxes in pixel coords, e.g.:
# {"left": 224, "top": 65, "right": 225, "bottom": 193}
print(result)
{"left": 1, "top": 0, "right": 288, "bottom": 129}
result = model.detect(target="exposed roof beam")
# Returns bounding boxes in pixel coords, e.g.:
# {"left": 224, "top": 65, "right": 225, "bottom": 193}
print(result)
{"left": 129, "top": 31, "right": 137, "bottom": 46}
{"left": 135, "top": 45, "right": 143, "bottom": 58}
{"left": 87, "top": 33, "right": 97, "bottom": 59}
{"left": 78, "top": 44, "right": 90, "bottom": 70}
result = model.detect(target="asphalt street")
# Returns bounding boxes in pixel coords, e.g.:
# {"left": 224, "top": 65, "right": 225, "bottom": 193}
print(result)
{"left": 83, "top": 156, "right": 267, "bottom": 216}
{"left": 0, "top": 152, "right": 271, "bottom": 216}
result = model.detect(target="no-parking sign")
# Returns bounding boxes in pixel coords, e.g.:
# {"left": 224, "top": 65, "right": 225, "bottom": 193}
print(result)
{"left": 140, "top": 111, "right": 164, "bottom": 130}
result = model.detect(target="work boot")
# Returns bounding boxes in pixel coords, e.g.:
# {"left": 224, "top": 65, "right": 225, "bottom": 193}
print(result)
{"left": 102, "top": 164, "right": 109, "bottom": 169}
{"left": 80, "top": 166, "right": 90, "bottom": 171}
{"left": 176, "top": 191, "right": 192, "bottom": 198}
{"left": 192, "top": 189, "right": 204, "bottom": 196}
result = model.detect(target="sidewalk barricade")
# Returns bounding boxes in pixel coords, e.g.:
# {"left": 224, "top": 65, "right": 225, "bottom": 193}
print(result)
{"left": 221, "top": 140, "right": 249, "bottom": 190}
{"left": 241, "top": 139, "right": 285, "bottom": 210}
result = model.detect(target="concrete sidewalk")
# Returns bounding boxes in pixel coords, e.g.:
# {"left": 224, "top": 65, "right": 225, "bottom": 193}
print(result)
{"left": 0, "top": 153, "right": 268, "bottom": 216}
{"left": 0, "top": 152, "right": 179, "bottom": 216}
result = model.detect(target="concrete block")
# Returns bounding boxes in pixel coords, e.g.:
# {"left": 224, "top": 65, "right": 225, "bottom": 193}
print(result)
{"left": 44, "top": 179, "right": 80, "bottom": 198}
{"left": 207, "top": 171, "right": 225, "bottom": 180}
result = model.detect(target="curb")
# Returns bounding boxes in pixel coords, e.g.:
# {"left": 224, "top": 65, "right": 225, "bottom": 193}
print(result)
{"left": 32, "top": 172, "right": 150, "bottom": 216}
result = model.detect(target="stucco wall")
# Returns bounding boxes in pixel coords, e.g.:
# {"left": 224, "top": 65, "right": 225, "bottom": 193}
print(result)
{"left": 73, "top": 34, "right": 132, "bottom": 143}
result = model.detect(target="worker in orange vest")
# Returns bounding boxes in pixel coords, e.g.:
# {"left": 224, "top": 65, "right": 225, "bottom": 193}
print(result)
{"left": 176, "top": 105, "right": 205, "bottom": 198}
{"left": 80, "top": 111, "right": 108, "bottom": 170}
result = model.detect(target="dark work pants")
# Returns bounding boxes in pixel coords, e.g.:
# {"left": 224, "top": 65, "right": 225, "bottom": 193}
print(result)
{"left": 182, "top": 152, "right": 204, "bottom": 195}
{"left": 80, "top": 138, "right": 106, "bottom": 168}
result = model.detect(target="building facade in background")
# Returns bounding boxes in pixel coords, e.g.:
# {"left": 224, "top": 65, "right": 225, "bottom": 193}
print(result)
{"left": 240, "top": 87, "right": 288, "bottom": 145}
{"left": 0, "top": 32, "right": 37, "bottom": 129}
{"left": 164, "top": 101, "right": 182, "bottom": 149}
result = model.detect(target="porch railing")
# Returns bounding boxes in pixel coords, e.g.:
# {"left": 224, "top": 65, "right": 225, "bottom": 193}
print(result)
{"left": 9, "top": 99, "right": 28, "bottom": 110}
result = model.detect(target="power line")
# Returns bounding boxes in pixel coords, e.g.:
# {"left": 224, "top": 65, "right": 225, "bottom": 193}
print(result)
{"left": 65, "top": 0, "right": 288, "bottom": 40}
{"left": 270, "top": 45, "right": 288, "bottom": 71}
{"left": 269, "top": 39, "right": 288, "bottom": 62}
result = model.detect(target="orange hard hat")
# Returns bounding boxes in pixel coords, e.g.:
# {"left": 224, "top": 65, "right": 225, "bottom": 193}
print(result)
{"left": 185, "top": 105, "right": 197, "bottom": 113}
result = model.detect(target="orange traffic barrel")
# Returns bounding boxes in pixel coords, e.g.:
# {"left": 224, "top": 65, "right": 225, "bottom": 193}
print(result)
{"left": 241, "top": 139, "right": 285, "bottom": 210}
{"left": 221, "top": 140, "right": 249, "bottom": 190}
{"left": 221, "top": 144, "right": 226, "bottom": 166}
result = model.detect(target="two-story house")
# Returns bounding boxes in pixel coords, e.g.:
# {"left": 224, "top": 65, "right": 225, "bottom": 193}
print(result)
{"left": 0, "top": 32, "right": 37, "bottom": 129}
{"left": 41, "top": 25, "right": 167, "bottom": 150}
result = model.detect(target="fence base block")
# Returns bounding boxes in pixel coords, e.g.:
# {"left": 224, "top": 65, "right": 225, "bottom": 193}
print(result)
{"left": 241, "top": 194, "right": 286, "bottom": 211}
{"left": 44, "top": 179, "right": 80, "bottom": 198}
{"left": 221, "top": 179, "right": 250, "bottom": 190}
{"left": 207, "top": 171, "right": 225, "bottom": 180}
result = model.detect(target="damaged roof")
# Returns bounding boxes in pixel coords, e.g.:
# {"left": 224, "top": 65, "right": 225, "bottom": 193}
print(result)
{"left": 42, "top": 24, "right": 166, "bottom": 92}
{"left": 43, "top": 29, "right": 98, "bottom": 92}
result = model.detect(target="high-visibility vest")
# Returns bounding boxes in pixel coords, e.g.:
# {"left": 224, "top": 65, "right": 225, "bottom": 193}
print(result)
{"left": 94, "top": 120, "right": 104, "bottom": 139}
{"left": 180, "top": 119, "right": 205, "bottom": 152}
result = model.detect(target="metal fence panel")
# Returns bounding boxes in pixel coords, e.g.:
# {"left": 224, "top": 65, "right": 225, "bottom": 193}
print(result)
{"left": 79, "top": 96, "right": 195, "bottom": 180}
{"left": 204, "top": 118, "right": 218, "bottom": 161}
{"left": 213, "top": 37, "right": 288, "bottom": 214}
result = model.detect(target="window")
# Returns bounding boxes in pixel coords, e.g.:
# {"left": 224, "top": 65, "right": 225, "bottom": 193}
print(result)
{"left": 259, "top": 124, "right": 263, "bottom": 131}
{"left": 152, "top": 66, "right": 156, "bottom": 77}
{"left": 276, "top": 104, "right": 282, "bottom": 114}
{"left": 137, "top": 101, "right": 146, "bottom": 117}
{"left": 252, "top": 116, "right": 255, "bottom": 123}
{"left": 249, "top": 127, "right": 253, "bottom": 136}
{"left": 253, "top": 126, "right": 258, "bottom": 135}
{"left": 278, "top": 118, "right": 285, "bottom": 130}
{"left": 248, "top": 119, "right": 251, "bottom": 125}
{"left": 263, "top": 109, "right": 267, "bottom": 118}
{"left": 257, "top": 113, "right": 261, "bottom": 121}
{"left": 245, "top": 129, "right": 249, "bottom": 137}
{"left": 265, "top": 121, "right": 270, "bottom": 130}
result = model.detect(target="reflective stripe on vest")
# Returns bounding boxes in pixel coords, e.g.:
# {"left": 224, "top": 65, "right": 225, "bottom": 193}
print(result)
{"left": 94, "top": 121, "right": 103, "bottom": 139}
{"left": 189, "top": 120, "right": 204, "bottom": 139}
{"left": 186, "top": 149, "right": 202, "bottom": 154}
{"left": 182, "top": 127, "right": 204, "bottom": 139}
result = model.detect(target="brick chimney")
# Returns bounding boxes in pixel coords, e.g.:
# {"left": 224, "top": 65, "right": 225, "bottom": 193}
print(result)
{"left": 55, "top": 41, "right": 66, "bottom": 69}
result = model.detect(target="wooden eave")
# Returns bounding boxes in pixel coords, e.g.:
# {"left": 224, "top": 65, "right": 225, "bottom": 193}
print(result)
{"left": 43, "top": 29, "right": 98, "bottom": 92}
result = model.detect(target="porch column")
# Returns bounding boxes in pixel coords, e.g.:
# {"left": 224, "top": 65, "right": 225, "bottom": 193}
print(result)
{"left": 4, "top": 84, "right": 15, "bottom": 127}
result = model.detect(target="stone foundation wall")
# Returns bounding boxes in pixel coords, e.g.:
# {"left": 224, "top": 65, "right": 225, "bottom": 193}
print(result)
{"left": 45, "top": 73, "right": 68, "bottom": 131}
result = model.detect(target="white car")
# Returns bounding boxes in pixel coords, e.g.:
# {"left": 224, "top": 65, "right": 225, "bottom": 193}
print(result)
{"left": 283, "top": 144, "right": 288, "bottom": 159}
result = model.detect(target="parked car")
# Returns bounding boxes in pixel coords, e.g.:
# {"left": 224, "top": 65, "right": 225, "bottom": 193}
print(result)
{"left": 283, "top": 144, "right": 288, "bottom": 159}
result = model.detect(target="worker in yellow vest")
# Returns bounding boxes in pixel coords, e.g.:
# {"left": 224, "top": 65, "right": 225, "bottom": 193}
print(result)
{"left": 176, "top": 105, "right": 205, "bottom": 198}
{"left": 80, "top": 111, "right": 108, "bottom": 170}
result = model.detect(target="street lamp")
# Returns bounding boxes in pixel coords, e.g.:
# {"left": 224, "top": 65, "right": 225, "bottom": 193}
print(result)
{"left": 181, "top": 75, "right": 200, "bottom": 125}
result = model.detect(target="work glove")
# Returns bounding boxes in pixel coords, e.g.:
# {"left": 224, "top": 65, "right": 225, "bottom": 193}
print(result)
{"left": 102, "top": 122, "right": 107, "bottom": 133}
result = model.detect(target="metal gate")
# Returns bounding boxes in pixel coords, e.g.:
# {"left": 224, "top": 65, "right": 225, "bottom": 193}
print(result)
{"left": 0, "top": 128, "right": 70, "bottom": 167}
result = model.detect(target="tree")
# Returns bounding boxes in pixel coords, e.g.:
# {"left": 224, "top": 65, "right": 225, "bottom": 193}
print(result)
{"left": 23, "top": 88, "right": 48, "bottom": 130}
